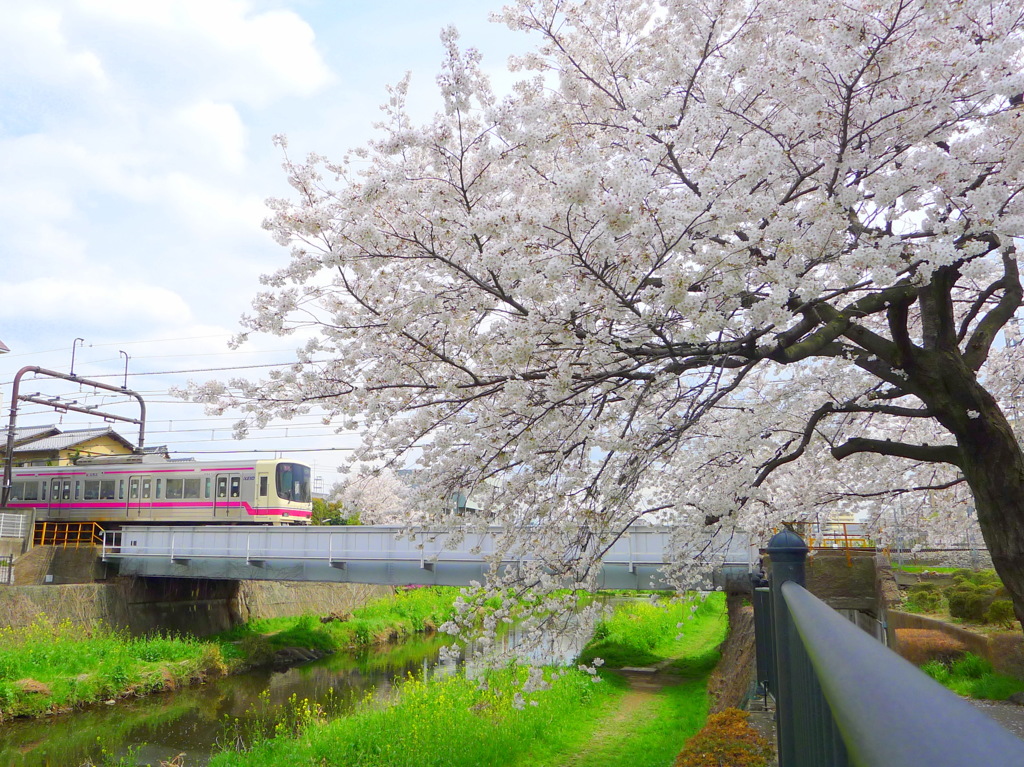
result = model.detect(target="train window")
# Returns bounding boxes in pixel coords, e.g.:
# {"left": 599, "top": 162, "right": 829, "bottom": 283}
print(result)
{"left": 205, "top": 478, "right": 212, "bottom": 499}
{"left": 230, "top": 476, "right": 241, "bottom": 498}
{"left": 165, "top": 479, "right": 183, "bottom": 499}
{"left": 52, "top": 479, "right": 60, "bottom": 500}
{"left": 118, "top": 480, "right": 125, "bottom": 500}
{"left": 259, "top": 476, "right": 268, "bottom": 496}
{"left": 12, "top": 482, "right": 39, "bottom": 501}
{"left": 61, "top": 481, "right": 71, "bottom": 500}
{"left": 141, "top": 479, "right": 151, "bottom": 500}
{"left": 155, "top": 479, "right": 162, "bottom": 498}
{"left": 74, "top": 480, "right": 81, "bottom": 500}
{"left": 216, "top": 477, "right": 227, "bottom": 499}
{"left": 84, "top": 481, "right": 100, "bottom": 500}
{"left": 184, "top": 478, "right": 201, "bottom": 499}
{"left": 41, "top": 483, "right": 45, "bottom": 501}
{"left": 100, "top": 480, "right": 115, "bottom": 500}
{"left": 129, "top": 479, "right": 139, "bottom": 500}
{"left": 275, "top": 463, "right": 311, "bottom": 503}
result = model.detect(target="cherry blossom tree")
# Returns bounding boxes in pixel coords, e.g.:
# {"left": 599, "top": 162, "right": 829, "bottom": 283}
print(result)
{"left": 334, "top": 466, "right": 414, "bottom": 524}
{"left": 200, "top": 0, "right": 1024, "bottom": 624}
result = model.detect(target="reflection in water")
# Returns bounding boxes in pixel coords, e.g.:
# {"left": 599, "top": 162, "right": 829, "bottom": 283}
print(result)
{"left": 0, "top": 611, "right": 597, "bottom": 767}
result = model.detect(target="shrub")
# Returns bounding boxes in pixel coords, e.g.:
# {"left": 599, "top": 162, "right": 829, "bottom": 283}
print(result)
{"left": 946, "top": 583, "right": 995, "bottom": 623}
{"left": 894, "top": 629, "right": 967, "bottom": 666}
{"left": 674, "top": 708, "right": 773, "bottom": 767}
{"left": 903, "top": 584, "right": 944, "bottom": 614}
{"left": 239, "top": 635, "right": 276, "bottom": 667}
{"left": 986, "top": 600, "right": 1016, "bottom": 629}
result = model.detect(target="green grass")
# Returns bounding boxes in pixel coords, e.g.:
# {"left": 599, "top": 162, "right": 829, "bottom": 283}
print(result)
{"left": 564, "top": 678, "right": 710, "bottom": 767}
{"left": 895, "top": 565, "right": 960, "bottom": 574}
{"left": 0, "top": 588, "right": 461, "bottom": 721}
{"left": 207, "top": 666, "right": 623, "bottom": 767}
{"left": 213, "top": 586, "right": 462, "bottom": 661}
{"left": 0, "top": 616, "right": 223, "bottom": 718}
{"left": 577, "top": 592, "right": 728, "bottom": 671}
{"left": 922, "top": 653, "right": 1024, "bottom": 700}
{"left": 207, "top": 592, "right": 729, "bottom": 767}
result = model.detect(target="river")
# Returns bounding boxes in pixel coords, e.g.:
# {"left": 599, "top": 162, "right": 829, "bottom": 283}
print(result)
{"left": 0, "top": 620, "right": 589, "bottom": 766}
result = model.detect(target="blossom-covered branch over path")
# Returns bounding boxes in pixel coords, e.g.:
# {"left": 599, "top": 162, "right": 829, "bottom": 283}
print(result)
{"left": 196, "top": 0, "right": 1024, "bottom": 631}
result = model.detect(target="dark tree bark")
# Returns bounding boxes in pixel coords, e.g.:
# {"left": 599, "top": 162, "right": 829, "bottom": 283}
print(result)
{"left": 820, "top": 249, "right": 1024, "bottom": 625}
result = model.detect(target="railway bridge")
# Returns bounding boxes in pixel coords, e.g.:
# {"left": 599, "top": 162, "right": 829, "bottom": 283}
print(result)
{"left": 101, "top": 524, "right": 756, "bottom": 590}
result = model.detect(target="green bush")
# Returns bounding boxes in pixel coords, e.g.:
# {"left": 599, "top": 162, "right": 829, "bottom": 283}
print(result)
{"left": 986, "top": 600, "right": 1016, "bottom": 629}
{"left": 904, "top": 584, "right": 944, "bottom": 614}
{"left": 946, "top": 583, "right": 995, "bottom": 622}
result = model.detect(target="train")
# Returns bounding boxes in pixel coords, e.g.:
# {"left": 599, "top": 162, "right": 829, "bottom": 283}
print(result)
{"left": 4, "top": 456, "right": 313, "bottom": 525}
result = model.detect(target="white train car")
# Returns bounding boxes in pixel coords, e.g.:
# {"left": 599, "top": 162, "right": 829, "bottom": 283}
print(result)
{"left": 5, "top": 457, "right": 312, "bottom": 525}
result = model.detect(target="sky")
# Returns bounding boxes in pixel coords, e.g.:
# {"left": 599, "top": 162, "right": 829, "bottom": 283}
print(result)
{"left": 0, "top": 0, "right": 533, "bottom": 492}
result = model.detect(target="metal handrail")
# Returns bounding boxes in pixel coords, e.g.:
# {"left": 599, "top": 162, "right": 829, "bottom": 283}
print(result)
{"left": 782, "top": 579, "right": 1024, "bottom": 765}
{"left": 100, "top": 526, "right": 754, "bottom": 567}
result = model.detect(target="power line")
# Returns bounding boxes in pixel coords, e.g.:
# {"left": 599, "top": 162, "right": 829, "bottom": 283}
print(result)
{"left": 1, "top": 360, "right": 315, "bottom": 385}
{"left": 168, "top": 447, "right": 359, "bottom": 455}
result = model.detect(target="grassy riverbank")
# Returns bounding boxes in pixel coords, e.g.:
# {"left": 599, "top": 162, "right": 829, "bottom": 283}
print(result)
{"left": 0, "top": 617, "right": 224, "bottom": 719}
{"left": 215, "top": 586, "right": 460, "bottom": 662}
{"left": 207, "top": 592, "right": 729, "bottom": 767}
{"left": 0, "top": 587, "right": 461, "bottom": 721}
{"left": 922, "top": 652, "right": 1024, "bottom": 700}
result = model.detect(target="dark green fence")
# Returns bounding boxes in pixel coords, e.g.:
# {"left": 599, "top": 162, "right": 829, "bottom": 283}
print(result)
{"left": 754, "top": 530, "right": 1024, "bottom": 766}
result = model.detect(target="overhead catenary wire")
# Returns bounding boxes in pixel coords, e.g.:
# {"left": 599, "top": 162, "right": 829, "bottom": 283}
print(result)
{"left": 1, "top": 358, "right": 333, "bottom": 386}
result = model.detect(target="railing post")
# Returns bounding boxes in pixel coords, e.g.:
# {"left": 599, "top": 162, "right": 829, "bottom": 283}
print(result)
{"left": 767, "top": 529, "right": 808, "bottom": 767}
{"left": 752, "top": 585, "right": 773, "bottom": 696}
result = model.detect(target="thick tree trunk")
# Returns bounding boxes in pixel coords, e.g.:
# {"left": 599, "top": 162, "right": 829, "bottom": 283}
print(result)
{"left": 915, "top": 353, "right": 1024, "bottom": 628}
{"left": 956, "top": 414, "right": 1024, "bottom": 627}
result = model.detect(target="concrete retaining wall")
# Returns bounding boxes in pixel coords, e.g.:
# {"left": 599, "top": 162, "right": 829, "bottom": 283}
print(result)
{"left": 0, "top": 578, "right": 394, "bottom": 637}
{"left": 888, "top": 609, "right": 1024, "bottom": 677}
{"left": 233, "top": 580, "right": 391, "bottom": 623}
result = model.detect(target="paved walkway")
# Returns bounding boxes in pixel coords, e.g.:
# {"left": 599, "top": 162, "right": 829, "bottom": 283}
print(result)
{"left": 970, "top": 699, "right": 1024, "bottom": 740}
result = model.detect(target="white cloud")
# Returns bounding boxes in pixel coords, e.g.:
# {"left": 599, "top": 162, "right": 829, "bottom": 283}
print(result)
{"left": 0, "top": 278, "right": 193, "bottom": 327}
{"left": 174, "top": 101, "right": 248, "bottom": 172}
{"left": 0, "top": 6, "right": 108, "bottom": 93}
{"left": 64, "top": 0, "right": 334, "bottom": 107}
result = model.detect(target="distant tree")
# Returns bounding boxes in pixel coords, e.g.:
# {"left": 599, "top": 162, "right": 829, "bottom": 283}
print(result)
{"left": 335, "top": 467, "right": 412, "bottom": 525}
{"left": 197, "top": 0, "right": 1024, "bottom": 627}
{"left": 311, "top": 496, "right": 355, "bottom": 525}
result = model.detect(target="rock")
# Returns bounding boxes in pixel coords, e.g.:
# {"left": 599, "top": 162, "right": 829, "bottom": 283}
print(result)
{"left": 270, "top": 646, "right": 327, "bottom": 670}
{"left": 1007, "top": 692, "right": 1024, "bottom": 706}
{"left": 320, "top": 611, "right": 352, "bottom": 623}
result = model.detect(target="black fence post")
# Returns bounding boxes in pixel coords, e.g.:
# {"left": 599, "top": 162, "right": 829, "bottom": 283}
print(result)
{"left": 752, "top": 586, "right": 773, "bottom": 696}
{"left": 767, "top": 529, "right": 808, "bottom": 767}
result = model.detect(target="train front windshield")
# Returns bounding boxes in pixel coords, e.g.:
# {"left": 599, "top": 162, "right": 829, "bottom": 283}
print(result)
{"left": 276, "top": 463, "right": 311, "bottom": 503}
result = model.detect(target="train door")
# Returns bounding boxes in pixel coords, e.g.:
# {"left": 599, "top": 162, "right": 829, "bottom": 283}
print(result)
{"left": 48, "top": 478, "right": 72, "bottom": 520}
{"left": 127, "top": 475, "right": 152, "bottom": 520}
{"left": 256, "top": 471, "right": 270, "bottom": 515}
{"left": 213, "top": 474, "right": 230, "bottom": 519}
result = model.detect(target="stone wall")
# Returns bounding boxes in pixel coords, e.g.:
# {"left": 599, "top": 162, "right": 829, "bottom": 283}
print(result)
{"left": 706, "top": 593, "right": 757, "bottom": 713}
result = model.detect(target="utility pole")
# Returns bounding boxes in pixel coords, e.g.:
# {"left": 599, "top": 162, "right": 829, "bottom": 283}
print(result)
{"left": 2, "top": 366, "right": 147, "bottom": 508}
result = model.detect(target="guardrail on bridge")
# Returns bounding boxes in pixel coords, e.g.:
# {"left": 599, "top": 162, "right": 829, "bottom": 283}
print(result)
{"left": 754, "top": 530, "right": 1024, "bottom": 766}
{"left": 101, "top": 525, "right": 756, "bottom": 589}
